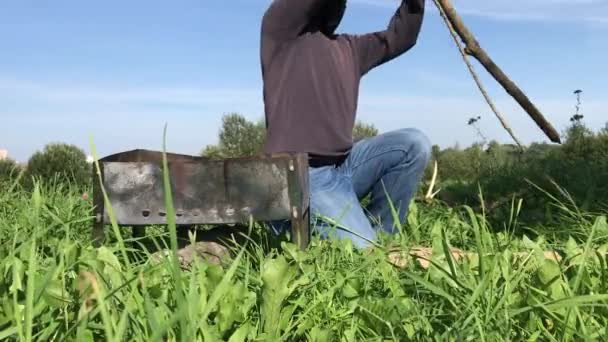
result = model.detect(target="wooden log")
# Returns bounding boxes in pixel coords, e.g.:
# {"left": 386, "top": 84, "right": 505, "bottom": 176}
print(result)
{"left": 387, "top": 246, "right": 563, "bottom": 269}
{"left": 434, "top": 0, "right": 562, "bottom": 144}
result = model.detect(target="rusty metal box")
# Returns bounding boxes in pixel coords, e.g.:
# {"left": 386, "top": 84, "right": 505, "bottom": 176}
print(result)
{"left": 92, "top": 149, "right": 310, "bottom": 249}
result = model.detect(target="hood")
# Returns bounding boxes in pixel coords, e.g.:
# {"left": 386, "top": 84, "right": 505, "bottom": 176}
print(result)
{"left": 305, "top": 0, "right": 347, "bottom": 36}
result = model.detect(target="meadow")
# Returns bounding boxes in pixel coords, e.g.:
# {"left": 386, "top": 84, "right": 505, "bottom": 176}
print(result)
{"left": 1, "top": 164, "right": 608, "bottom": 341}
{"left": 1, "top": 117, "right": 607, "bottom": 340}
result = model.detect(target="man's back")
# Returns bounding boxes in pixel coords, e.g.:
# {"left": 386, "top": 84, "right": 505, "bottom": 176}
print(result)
{"left": 260, "top": 0, "right": 425, "bottom": 157}
{"left": 262, "top": 29, "right": 360, "bottom": 156}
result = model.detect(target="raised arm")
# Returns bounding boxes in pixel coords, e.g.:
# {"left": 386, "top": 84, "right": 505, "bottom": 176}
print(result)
{"left": 349, "top": 0, "right": 425, "bottom": 76}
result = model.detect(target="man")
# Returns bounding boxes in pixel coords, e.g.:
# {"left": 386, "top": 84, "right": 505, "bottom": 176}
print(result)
{"left": 261, "top": 0, "right": 431, "bottom": 248}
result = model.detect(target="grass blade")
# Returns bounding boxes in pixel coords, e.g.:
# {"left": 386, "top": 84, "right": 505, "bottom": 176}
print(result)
{"left": 510, "top": 294, "right": 608, "bottom": 316}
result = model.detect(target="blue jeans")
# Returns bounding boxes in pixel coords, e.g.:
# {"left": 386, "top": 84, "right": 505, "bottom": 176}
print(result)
{"left": 269, "top": 128, "right": 431, "bottom": 248}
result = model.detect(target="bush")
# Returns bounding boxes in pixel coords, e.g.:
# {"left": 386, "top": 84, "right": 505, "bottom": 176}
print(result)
{"left": 430, "top": 120, "right": 608, "bottom": 226}
{"left": 25, "top": 143, "right": 90, "bottom": 189}
{"left": 0, "top": 158, "right": 22, "bottom": 186}
{"left": 352, "top": 120, "right": 379, "bottom": 142}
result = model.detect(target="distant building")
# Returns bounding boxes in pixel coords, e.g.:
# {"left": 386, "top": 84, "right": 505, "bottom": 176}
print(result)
{"left": 0, "top": 149, "right": 7, "bottom": 160}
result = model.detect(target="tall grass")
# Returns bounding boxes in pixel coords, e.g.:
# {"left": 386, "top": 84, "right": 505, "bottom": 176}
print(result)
{"left": 1, "top": 147, "right": 607, "bottom": 340}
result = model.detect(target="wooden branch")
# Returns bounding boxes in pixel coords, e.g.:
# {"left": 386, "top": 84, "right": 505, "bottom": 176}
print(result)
{"left": 424, "top": 160, "right": 440, "bottom": 201}
{"left": 432, "top": 0, "right": 524, "bottom": 150}
{"left": 434, "top": 0, "right": 562, "bottom": 144}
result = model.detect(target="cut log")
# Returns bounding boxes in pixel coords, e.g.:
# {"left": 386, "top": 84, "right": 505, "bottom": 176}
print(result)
{"left": 387, "top": 246, "right": 562, "bottom": 269}
{"left": 150, "top": 242, "right": 568, "bottom": 271}
{"left": 150, "top": 241, "right": 231, "bottom": 269}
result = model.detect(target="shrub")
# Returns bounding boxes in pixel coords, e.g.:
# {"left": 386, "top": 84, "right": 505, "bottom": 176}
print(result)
{"left": 431, "top": 120, "right": 608, "bottom": 226}
{"left": 25, "top": 143, "right": 90, "bottom": 189}
{"left": 0, "top": 158, "right": 22, "bottom": 186}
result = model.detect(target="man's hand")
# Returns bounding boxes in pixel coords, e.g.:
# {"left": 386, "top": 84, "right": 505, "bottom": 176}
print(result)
{"left": 407, "top": 0, "right": 424, "bottom": 14}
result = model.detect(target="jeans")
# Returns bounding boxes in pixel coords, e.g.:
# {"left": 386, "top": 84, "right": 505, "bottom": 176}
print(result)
{"left": 309, "top": 128, "right": 432, "bottom": 248}
{"left": 270, "top": 128, "right": 432, "bottom": 249}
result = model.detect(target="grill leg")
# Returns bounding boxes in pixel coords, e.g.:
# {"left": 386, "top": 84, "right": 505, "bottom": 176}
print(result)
{"left": 177, "top": 225, "right": 196, "bottom": 248}
{"left": 132, "top": 226, "right": 146, "bottom": 239}
{"left": 92, "top": 221, "right": 104, "bottom": 247}
{"left": 291, "top": 207, "right": 310, "bottom": 250}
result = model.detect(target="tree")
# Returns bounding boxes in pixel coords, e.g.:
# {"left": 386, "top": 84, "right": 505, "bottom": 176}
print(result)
{"left": 25, "top": 143, "right": 90, "bottom": 189}
{"left": 200, "top": 144, "right": 227, "bottom": 159}
{"left": 431, "top": 145, "right": 441, "bottom": 161}
{"left": 352, "top": 121, "right": 379, "bottom": 142}
{"left": 0, "top": 158, "right": 21, "bottom": 186}
{"left": 202, "top": 114, "right": 380, "bottom": 158}
{"left": 201, "top": 113, "right": 266, "bottom": 158}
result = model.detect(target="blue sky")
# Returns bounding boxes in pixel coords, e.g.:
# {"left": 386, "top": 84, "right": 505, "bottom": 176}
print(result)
{"left": 1, "top": 0, "right": 607, "bottom": 162}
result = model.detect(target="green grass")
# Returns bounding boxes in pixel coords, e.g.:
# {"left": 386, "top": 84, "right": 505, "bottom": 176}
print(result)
{"left": 1, "top": 158, "right": 608, "bottom": 341}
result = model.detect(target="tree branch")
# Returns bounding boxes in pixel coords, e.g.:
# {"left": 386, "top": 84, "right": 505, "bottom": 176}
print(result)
{"left": 433, "top": 0, "right": 523, "bottom": 150}
{"left": 433, "top": 0, "right": 562, "bottom": 144}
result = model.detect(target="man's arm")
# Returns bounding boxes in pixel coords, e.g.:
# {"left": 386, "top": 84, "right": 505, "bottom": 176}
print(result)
{"left": 349, "top": 0, "right": 425, "bottom": 76}
{"left": 261, "top": 0, "right": 328, "bottom": 67}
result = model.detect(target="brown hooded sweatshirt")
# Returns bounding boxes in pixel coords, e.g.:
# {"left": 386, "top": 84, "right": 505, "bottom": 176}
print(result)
{"left": 260, "top": 0, "right": 425, "bottom": 159}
